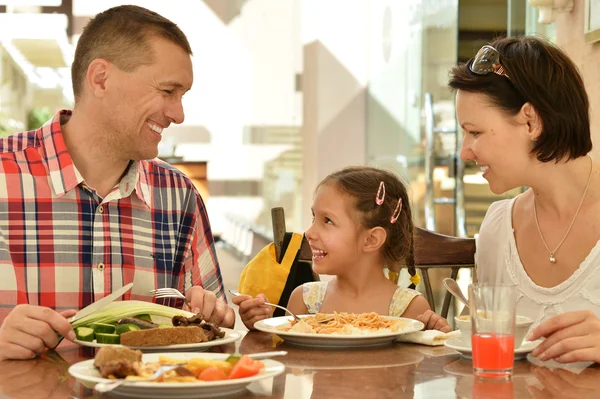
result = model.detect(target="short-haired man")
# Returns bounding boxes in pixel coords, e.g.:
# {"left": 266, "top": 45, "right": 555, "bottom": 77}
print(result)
{"left": 0, "top": 5, "right": 234, "bottom": 361}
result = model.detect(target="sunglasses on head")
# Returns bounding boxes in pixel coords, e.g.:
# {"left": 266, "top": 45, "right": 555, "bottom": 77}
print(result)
{"left": 469, "top": 45, "right": 510, "bottom": 80}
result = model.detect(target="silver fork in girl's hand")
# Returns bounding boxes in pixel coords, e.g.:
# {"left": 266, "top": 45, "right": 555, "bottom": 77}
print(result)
{"left": 94, "top": 363, "right": 187, "bottom": 393}
{"left": 228, "top": 289, "right": 304, "bottom": 322}
{"left": 149, "top": 287, "right": 191, "bottom": 310}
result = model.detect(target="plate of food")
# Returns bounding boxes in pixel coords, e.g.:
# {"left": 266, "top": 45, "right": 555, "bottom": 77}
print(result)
{"left": 68, "top": 348, "right": 285, "bottom": 398}
{"left": 72, "top": 301, "right": 241, "bottom": 352}
{"left": 254, "top": 312, "right": 424, "bottom": 348}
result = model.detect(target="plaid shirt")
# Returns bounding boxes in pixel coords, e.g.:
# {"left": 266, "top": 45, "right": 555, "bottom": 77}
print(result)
{"left": 0, "top": 110, "right": 224, "bottom": 319}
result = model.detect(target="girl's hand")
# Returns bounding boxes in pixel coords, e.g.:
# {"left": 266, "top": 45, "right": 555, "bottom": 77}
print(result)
{"left": 416, "top": 310, "right": 452, "bottom": 333}
{"left": 231, "top": 293, "right": 272, "bottom": 331}
{"left": 529, "top": 310, "right": 600, "bottom": 363}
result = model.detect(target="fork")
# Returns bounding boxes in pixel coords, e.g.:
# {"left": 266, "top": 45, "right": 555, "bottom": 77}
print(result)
{"left": 149, "top": 288, "right": 191, "bottom": 310}
{"left": 94, "top": 363, "right": 187, "bottom": 393}
{"left": 228, "top": 289, "right": 303, "bottom": 322}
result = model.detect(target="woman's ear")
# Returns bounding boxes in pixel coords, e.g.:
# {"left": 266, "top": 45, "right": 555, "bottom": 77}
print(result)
{"left": 363, "top": 227, "right": 387, "bottom": 253}
{"left": 519, "top": 102, "right": 543, "bottom": 141}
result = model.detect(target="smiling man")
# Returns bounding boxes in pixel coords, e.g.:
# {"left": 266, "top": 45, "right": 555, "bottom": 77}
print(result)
{"left": 0, "top": 5, "right": 234, "bottom": 361}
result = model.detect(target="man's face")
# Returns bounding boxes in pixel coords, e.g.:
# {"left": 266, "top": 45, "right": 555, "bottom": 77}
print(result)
{"left": 103, "top": 36, "right": 193, "bottom": 161}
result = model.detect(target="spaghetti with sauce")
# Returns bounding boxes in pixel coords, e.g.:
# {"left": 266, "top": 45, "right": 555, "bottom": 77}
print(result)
{"left": 278, "top": 312, "right": 407, "bottom": 335}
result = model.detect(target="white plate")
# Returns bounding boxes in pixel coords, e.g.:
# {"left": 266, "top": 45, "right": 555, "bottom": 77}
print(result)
{"left": 74, "top": 328, "right": 241, "bottom": 352}
{"left": 68, "top": 352, "right": 285, "bottom": 398}
{"left": 254, "top": 315, "right": 424, "bottom": 348}
{"left": 444, "top": 337, "right": 543, "bottom": 360}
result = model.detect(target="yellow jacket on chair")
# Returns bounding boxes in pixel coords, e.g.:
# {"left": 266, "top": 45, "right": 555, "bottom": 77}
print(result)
{"left": 237, "top": 232, "right": 304, "bottom": 305}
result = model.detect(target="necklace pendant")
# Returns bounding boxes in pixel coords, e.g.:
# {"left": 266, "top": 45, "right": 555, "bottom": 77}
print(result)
{"left": 550, "top": 255, "right": 556, "bottom": 264}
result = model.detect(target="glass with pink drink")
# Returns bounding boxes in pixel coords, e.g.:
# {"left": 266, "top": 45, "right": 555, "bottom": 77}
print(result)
{"left": 468, "top": 283, "right": 518, "bottom": 378}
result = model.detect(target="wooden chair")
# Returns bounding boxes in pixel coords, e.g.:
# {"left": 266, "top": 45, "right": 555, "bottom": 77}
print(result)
{"left": 413, "top": 227, "right": 475, "bottom": 318}
{"left": 271, "top": 207, "right": 476, "bottom": 319}
{"left": 271, "top": 207, "right": 312, "bottom": 263}
{"left": 270, "top": 208, "right": 317, "bottom": 316}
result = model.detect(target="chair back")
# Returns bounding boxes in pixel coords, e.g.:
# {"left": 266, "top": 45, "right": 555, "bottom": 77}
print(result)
{"left": 271, "top": 208, "right": 317, "bottom": 315}
{"left": 414, "top": 227, "right": 476, "bottom": 318}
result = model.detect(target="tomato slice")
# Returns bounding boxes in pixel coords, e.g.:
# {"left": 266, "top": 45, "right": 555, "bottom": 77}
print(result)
{"left": 198, "top": 366, "right": 228, "bottom": 381}
{"left": 228, "top": 355, "right": 264, "bottom": 379}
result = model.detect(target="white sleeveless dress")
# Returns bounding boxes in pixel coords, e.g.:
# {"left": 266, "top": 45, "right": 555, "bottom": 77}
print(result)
{"left": 475, "top": 196, "right": 600, "bottom": 330}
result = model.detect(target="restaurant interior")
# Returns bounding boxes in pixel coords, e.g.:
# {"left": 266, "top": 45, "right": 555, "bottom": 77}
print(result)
{"left": 0, "top": 0, "right": 599, "bottom": 398}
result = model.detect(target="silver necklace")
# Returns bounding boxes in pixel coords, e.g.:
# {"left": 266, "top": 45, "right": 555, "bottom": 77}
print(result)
{"left": 533, "top": 155, "right": 593, "bottom": 264}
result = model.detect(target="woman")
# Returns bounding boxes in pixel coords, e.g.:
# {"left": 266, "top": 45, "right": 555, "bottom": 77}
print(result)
{"left": 449, "top": 36, "right": 600, "bottom": 364}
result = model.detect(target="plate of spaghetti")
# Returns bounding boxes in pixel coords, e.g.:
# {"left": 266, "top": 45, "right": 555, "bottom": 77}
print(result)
{"left": 254, "top": 312, "right": 424, "bottom": 348}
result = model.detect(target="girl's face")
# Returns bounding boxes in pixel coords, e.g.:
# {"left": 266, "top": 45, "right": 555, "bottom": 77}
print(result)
{"left": 305, "top": 183, "right": 365, "bottom": 276}
{"left": 456, "top": 90, "right": 535, "bottom": 194}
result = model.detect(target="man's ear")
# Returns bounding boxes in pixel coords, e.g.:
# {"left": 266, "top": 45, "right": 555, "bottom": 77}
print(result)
{"left": 86, "top": 59, "right": 111, "bottom": 98}
{"left": 363, "top": 226, "right": 387, "bottom": 254}
{"left": 518, "top": 102, "right": 543, "bottom": 141}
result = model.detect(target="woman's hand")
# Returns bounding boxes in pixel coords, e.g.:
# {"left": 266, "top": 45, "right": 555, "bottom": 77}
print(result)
{"left": 528, "top": 310, "right": 600, "bottom": 363}
{"left": 416, "top": 310, "right": 452, "bottom": 333}
{"left": 231, "top": 293, "right": 272, "bottom": 330}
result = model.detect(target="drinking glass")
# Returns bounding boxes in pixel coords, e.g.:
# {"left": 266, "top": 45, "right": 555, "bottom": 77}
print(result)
{"left": 468, "top": 283, "right": 518, "bottom": 378}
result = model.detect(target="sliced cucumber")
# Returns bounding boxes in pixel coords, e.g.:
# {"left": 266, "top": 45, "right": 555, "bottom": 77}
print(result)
{"left": 90, "top": 322, "right": 116, "bottom": 334}
{"left": 96, "top": 333, "right": 120, "bottom": 345}
{"left": 75, "top": 326, "right": 95, "bottom": 342}
{"left": 115, "top": 323, "right": 141, "bottom": 335}
{"left": 134, "top": 314, "right": 153, "bottom": 323}
{"left": 225, "top": 354, "right": 241, "bottom": 366}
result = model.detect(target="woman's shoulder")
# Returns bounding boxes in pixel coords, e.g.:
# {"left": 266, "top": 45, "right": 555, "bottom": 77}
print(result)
{"left": 480, "top": 198, "right": 515, "bottom": 232}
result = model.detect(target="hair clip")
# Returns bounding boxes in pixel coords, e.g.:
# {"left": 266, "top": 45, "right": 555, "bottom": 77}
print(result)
{"left": 375, "top": 181, "right": 385, "bottom": 205}
{"left": 390, "top": 198, "right": 402, "bottom": 223}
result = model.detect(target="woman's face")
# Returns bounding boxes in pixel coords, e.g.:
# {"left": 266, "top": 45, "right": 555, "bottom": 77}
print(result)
{"left": 456, "top": 90, "right": 534, "bottom": 194}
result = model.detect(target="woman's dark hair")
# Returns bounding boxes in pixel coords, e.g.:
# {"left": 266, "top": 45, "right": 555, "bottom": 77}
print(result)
{"left": 449, "top": 36, "right": 591, "bottom": 163}
{"left": 318, "top": 166, "right": 418, "bottom": 289}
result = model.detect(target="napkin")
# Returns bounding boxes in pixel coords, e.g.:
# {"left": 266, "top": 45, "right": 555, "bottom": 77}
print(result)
{"left": 396, "top": 329, "right": 462, "bottom": 346}
{"left": 526, "top": 354, "right": 593, "bottom": 374}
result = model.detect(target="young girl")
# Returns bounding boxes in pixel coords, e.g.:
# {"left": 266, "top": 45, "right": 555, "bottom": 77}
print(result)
{"left": 234, "top": 166, "right": 450, "bottom": 332}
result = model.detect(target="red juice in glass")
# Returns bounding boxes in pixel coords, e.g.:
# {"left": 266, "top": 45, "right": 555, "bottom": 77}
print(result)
{"left": 472, "top": 333, "right": 515, "bottom": 377}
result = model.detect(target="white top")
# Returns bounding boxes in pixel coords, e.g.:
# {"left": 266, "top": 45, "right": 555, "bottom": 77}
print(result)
{"left": 475, "top": 196, "right": 600, "bottom": 329}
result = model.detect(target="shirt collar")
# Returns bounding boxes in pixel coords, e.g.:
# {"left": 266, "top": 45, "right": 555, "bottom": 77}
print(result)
{"left": 41, "top": 110, "right": 151, "bottom": 207}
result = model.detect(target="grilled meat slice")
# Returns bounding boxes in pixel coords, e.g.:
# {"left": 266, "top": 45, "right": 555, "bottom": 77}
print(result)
{"left": 93, "top": 346, "right": 142, "bottom": 369}
{"left": 98, "top": 359, "right": 139, "bottom": 379}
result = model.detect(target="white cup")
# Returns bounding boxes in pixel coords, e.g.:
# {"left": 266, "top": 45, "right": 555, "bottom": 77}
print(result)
{"left": 455, "top": 314, "right": 533, "bottom": 349}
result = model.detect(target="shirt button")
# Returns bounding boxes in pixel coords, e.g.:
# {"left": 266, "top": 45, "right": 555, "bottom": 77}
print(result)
{"left": 98, "top": 205, "right": 104, "bottom": 214}
{"left": 97, "top": 263, "right": 105, "bottom": 271}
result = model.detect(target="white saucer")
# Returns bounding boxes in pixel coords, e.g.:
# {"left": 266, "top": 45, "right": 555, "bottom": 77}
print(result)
{"left": 444, "top": 337, "right": 543, "bottom": 360}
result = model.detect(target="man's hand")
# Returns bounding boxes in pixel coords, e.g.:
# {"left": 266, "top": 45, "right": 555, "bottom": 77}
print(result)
{"left": 0, "top": 305, "right": 76, "bottom": 361}
{"left": 529, "top": 310, "right": 600, "bottom": 363}
{"left": 0, "top": 356, "right": 75, "bottom": 399}
{"left": 185, "top": 286, "right": 235, "bottom": 328}
{"left": 416, "top": 310, "right": 452, "bottom": 333}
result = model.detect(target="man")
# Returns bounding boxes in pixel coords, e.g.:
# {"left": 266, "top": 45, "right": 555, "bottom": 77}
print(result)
{"left": 0, "top": 5, "right": 234, "bottom": 361}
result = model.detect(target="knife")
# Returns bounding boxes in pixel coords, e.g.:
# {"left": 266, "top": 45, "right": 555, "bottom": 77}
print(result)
{"left": 68, "top": 283, "right": 134, "bottom": 323}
